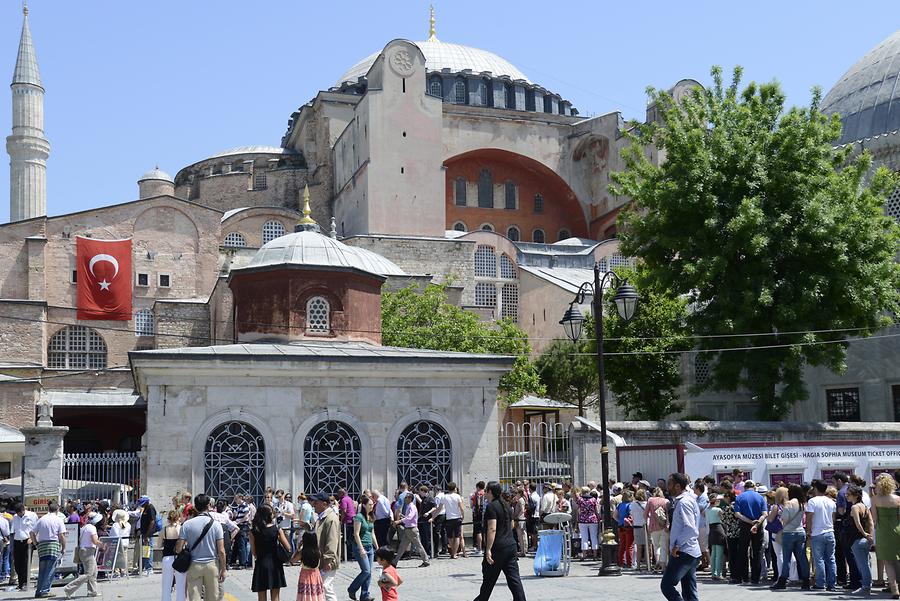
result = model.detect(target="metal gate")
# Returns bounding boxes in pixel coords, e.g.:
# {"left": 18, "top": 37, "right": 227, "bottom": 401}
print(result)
{"left": 62, "top": 452, "right": 140, "bottom": 504}
{"left": 498, "top": 421, "right": 571, "bottom": 486}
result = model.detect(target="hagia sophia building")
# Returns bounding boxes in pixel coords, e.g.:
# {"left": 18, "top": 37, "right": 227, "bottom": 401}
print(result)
{"left": 0, "top": 6, "right": 898, "bottom": 497}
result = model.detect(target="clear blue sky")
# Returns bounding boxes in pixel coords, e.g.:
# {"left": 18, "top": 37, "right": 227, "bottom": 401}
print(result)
{"left": 1, "top": 1, "right": 896, "bottom": 222}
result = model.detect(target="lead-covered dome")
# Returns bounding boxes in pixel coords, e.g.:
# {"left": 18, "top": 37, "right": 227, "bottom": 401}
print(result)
{"left": 238, "top": 229, "right": 406, "bottom": 278}
{"left": 337, "top": 37, "right": 530, "bottom": 86}
{"left": 821, "top": 29, "right": 900, "bottom": 144}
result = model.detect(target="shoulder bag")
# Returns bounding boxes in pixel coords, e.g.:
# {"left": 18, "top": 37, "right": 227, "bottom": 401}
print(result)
{"left": 172, "top": 517, "right": 214, "bottom": 573}
{"left": 276, "top": 527, "right": 292, "bottom": 564}
{"left": 764, "top": 506, "right": 783, "bottom": 534}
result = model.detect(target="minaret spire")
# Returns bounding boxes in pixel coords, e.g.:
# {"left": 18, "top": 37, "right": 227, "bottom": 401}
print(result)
{"left": 7, "top": 3, "right": 49, "bottom": 222}
{"left": 428, "top": 5, "right": 437, "bottom": 41}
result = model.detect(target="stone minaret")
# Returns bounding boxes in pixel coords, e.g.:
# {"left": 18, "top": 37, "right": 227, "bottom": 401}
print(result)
{"left": 6, "top": 4, "right": 49, "bottom": 222}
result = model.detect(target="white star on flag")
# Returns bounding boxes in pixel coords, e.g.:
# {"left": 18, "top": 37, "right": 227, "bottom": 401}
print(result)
{"left": 98, "top": 279, "right": 111, "bottom": 291}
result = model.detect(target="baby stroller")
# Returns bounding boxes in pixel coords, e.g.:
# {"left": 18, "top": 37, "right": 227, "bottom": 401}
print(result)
{"left": 533, "top": 512, "right": 571, "bottom": 576}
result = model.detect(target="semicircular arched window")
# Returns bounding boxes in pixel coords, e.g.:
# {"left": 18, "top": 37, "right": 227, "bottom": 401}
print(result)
{"left": 453, "top": 221, "right": 467, "bottom": 232}
{"left": 303, "top": 421, "right": 362, "bottom": 497}
{"left": 48, "top": 326, "right": 107, "bottom": 370}
{"left": 506, "top": 226, "right": 520, "bottom": 241}
{"left": 532, "top": 229, "right": 545, "bottom": 244}
{"left": 306, "top": 296, "right": 330, "bottom": 334}
{"left": 224, "top": 232, "right": 246, "bottom": 248}
{"left": 396, "top": 420, "right": 452, "bottom": 490}
{"left": 262, "top": 220, "right": 286, "bottom": 244}
{"left": 204, "top": 421, "right": 266, "bottom": 506}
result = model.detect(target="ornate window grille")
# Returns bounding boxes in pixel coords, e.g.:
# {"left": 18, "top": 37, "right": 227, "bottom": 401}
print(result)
{"left": 303, "top": 421, "right": 362, "bottom": 498}
{"left": 532, "top": 229, "right": 545, "bottom": 244}
{"left": 478, "top": 169, "right": 493, "bottom": 208}
{"left": 474, "top": 246, "right": 496, "bottom": 278}
{"left": 694, "top": 355, "right": 711, "bottom": 387}
{"left": 501, "top": 283, "right": 518, "bottom": 321}
{"left": 224, "top": 232, "right": 246, "bottom": 248}
{"left": 396, "top": 421, "right": 452, "bottom": 490}
{"left": 204, "top": 421, "right": 266, "bottom": 505}
{"left": 827, "top": 388, "right": 861, "bottom": 421}
{"left": 886, "top": 185, "right": 900, "bottom": 222}
{"left": 455, "top": 177, "right": 467, "bottom": 206}
{"left": 262, "top": 220, "right": 285, "bottom": 244}
{"left": 506, "top": 226, "right": 520, "bottom": 241}
{"left": 475, "top": 283, "right": 496, "bottom": 307}
{"left": 48, "top": 326, "right": 107, "bottom": 370}
{"left": 306, "top": 296, "right": 330, "bottom": 334}
{"left": 134, "top": 309, "right": 154, "bottom": 337}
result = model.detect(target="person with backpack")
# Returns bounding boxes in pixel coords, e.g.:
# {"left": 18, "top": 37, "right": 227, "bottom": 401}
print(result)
{"left": 646, "top": 486, "right": 670, "bottom": 570}
{"left": 470, "top": 482, "right": 487, "bottom": 556}
{"left": 175, "top": 494, "right": 226, "bottom": 601}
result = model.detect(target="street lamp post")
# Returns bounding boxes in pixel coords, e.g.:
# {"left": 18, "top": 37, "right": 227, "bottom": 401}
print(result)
{"left": 559, "top": 263, "right": 637, "bottom": 577}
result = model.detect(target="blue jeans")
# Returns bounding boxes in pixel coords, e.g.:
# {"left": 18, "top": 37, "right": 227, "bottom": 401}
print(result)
{"left": 810, "top": 531, "right": 836, "bottom": 588}
{"left": 36, "top": 554, "right": 60, "bottom": 595}
{"left": 348, "top": 544, "right": 374, "bottom": 599}
{"left": 660, "top": 552, "right": 701, "bottom": 601}
{"left": 780, "top": 531, "right": 810, "bottom": 581}
{"left": 850, "top": 537, "right": 872, "bottom": 590}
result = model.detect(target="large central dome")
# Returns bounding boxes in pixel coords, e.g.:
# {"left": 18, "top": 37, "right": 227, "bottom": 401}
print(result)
{"left": 337, "top": 37, "right": 531, "bottom": 86}
{"left": 821, "top": 29, "right": 900, "bottom": 144}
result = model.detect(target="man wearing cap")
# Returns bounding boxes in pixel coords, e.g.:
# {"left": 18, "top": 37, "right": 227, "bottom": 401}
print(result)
{"left": 311, "top": 494, "right": 340, "bottom": 601}
{"left": 733, "top": 480, "right": 767, "bottom": 584}
{"left": 64, "top": 512, "right": 104, "bottom": 598}
{"left": 137, "top": 495, "right": 157, "bottom": 575}
{"left": 539, "top": 484, "right": 556, "bottom": 525}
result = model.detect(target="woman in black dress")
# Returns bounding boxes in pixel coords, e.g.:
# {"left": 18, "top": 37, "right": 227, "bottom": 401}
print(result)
{"left": 251, "top": 504, "right": 291, "bottom": 601}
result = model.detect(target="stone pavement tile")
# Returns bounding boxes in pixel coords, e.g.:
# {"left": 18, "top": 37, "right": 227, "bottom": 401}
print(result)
{"left": 0, "top": 559, "right": 834, "bottom": 601}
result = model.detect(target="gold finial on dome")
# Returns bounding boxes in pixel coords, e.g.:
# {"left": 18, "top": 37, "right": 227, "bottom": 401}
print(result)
{"left": 428, "top": 5, "right": 437, "bottom": 41}
{"left": 298, "top": 184, "right": 317, "bottom": 226}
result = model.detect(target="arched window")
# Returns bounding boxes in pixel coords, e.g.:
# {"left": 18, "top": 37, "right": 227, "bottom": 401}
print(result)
{"left": 478, "top": 169, "right": 493, "bottom": 208}
{"left": 397, "top": 421, "right": 452, "bottom": 489}
{"left": 558, "top": 229, "right": 571, "bottom": 242}
{"left": 204, "top": 421, "right": 266, "bottom": 505}
{"left": 506, "top": 226, "right": 520, "bottom": 241}
{"left": 304, "top": 421, "right": 362, "bottom": 497}
{"left": 48, "top": 326, "right": 107, "bottom": 369}
{"left": 474, "top": 245, "right": 497, "bottom": 277}
{"left": 455, "top": 177, "right": 467, "bottom": 206}
{"left": 533, "top": 194, "right": 544, "bottom": 214}
{"left": 474, "top": 283, "right": 496, "bottom": 307}
{"left": 501, "top": 283, "right": 518, "bottom": 321}
{"left": 262, "top": 220, "right": 285, "bottom": 244}
{"left": 500, "top": 255, "right": 517, "bottom": 279}
{"left": 224, "top": 232, "right": 246, "bottom": 248}
{"left": 504, "top": 181, "right": 516, "bottom": 209}
{"left": 533, "top": 229, "right": 545, "bottom": 243}
{"left": 306, "top": 296, "right": 330, "bottom": 334}
{"left": 480, "top": 223, "right": 494, "bottom": 232}
{"left": 134, "top": 309, "right": 154, "bottom": 337}
{"left": 452, "top": 221, "right": 467, "bottom": 232}
{"left": 428, "top": 77, "right": 443, "bottom": 97}
{"left": 453, "top": 79, "right": 467, "bottom": 104}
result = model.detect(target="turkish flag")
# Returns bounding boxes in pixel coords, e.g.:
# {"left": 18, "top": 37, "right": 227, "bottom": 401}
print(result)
{"left": 76, "top": 236, "right": 133, "bottom": 321}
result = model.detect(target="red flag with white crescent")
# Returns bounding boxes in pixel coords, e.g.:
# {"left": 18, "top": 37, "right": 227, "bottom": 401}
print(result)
{"left": 76, "top": 236, "right": 133, "bottom": 320}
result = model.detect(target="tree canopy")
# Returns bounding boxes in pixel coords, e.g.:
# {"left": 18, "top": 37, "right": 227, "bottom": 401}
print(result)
{"left": 613, "top": 66, "right": 900, "bottom": 420}
{"left": 381, "top": 284, "right": 544, "bottom": 403}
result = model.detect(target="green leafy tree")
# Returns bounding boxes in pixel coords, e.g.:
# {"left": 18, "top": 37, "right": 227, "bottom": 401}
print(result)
{"left": 613, "top": 66, "right": 900, "bottom": 420}
{"left": 534, "top": 338, "right": 596, "bottom": 416}
{"left": 600, "top": 268, "right": 692, "bottom": 420}
{"left": 381, "top": 284, "right": 544, "bottom": 403}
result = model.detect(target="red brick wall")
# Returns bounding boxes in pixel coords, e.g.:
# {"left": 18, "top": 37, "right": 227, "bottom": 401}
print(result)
{"left": 445, "top": 149, "right": 587, "bottom": 242}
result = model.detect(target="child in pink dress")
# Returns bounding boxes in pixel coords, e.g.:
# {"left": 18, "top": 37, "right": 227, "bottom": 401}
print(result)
{"left": 294, "top": 532, "right": 325, "bottom": 601}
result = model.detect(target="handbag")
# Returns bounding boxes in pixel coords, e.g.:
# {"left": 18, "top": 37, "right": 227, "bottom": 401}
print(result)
{"left": 276, "top": 528, "right": 291, "bottom": 564}
{"left": 764, "top": 507, "right": 783, "bottom": 534}
{"left": 173, "top": 517, "right": 214, "bottom": 573}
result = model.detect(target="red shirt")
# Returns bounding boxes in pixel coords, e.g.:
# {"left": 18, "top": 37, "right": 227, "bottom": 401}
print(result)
{"left": 380, "top": 565, "right": 400, "bottom": 601}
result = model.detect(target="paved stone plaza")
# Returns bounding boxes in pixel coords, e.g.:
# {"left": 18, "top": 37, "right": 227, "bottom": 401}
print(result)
{"left": 0, "top": 556, "right": 873, "bottom": 601}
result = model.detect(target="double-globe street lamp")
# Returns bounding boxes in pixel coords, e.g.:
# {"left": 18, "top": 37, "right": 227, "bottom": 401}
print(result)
{"left": 559, "top": 263, "right": 638, "bottom": 576}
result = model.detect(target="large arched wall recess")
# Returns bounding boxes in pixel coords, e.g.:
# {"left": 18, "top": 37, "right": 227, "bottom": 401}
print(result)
{"left": 444, "top": 148, "right": 588, "bottom": 243}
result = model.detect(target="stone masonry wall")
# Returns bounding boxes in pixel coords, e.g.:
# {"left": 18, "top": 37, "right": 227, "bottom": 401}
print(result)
{"left": 154, "top": 301, "right": 211, "bottom": 349}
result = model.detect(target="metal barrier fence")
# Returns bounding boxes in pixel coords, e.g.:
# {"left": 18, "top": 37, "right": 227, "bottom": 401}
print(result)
{"left": 62, "top": 452, "right": 140, "bottom": 504}
{"left": 498, "top": 421, "right": 571, "bottom": 486}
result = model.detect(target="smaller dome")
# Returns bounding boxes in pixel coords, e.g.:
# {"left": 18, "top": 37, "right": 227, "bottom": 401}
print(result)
{"left": 210, "top": 145, "right": 296, "bottom": 159}
{"left": 138, "top": 167, "right": 173, "bottom": 183}
{"left": 240, "top": 229, "right": 406, "bottom": 277}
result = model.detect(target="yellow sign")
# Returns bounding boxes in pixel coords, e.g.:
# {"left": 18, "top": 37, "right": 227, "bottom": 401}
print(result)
{"left": 24, "top": 495, "right": 56, "bottom": 515}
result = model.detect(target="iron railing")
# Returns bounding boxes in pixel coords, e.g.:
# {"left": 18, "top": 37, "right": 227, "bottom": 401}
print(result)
{"left": 498, "top": 421, "right": 571, "bottom": 486}
{"left": 62, "top": 452, "right": 140, "bottom": 505}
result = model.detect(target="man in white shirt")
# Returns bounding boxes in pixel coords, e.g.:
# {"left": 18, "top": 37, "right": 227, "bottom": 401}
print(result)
{"left": 539, "top": 484, "right": 556, "bottom": 524}
{"left": 371, "top": 490, "right": 393, "bottom": 551}
{"left": 33, "top": 500, "right": 66, "bottom": 598}
{"left": 806, "top": 479, "right": 837, "bottom": 591}
{"left": 441, "top": 482, "right": 466, "bottom": 558}
{"left": 274, "top": 490, "right": 295, "bottom": 549}
{"left": 430, "top": 488, "right": 447, "bottom": 556}
{"left": 11, "top": 502, "right": 37, "bottom": 592}
{"left": 63, "top": 513, "right": 103, "bottom": 598}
